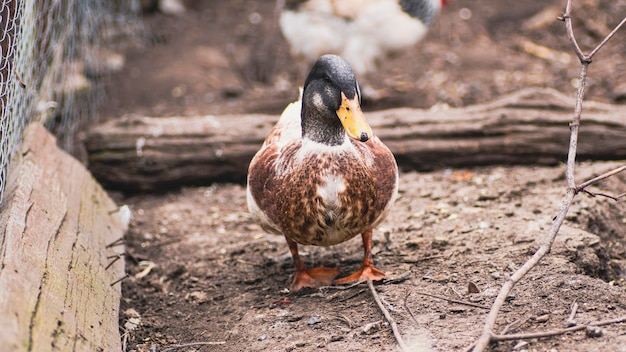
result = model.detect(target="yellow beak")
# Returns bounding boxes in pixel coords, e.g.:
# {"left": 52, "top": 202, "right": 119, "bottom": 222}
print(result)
{"left": 336, "top": 92, "right": 372, "bottom": 142}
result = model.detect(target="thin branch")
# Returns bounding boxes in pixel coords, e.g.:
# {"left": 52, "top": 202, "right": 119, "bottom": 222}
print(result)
{"left": 408, "top": 290, "right": 491, "bottom": 310}
{"left": 582, "top": 189, "right": 622, "bottom": 201}
{"left": 110, "top": 273, "right": 130, "bottom": 287}
{"left": 319, "top": 272, "right": 410, "bottom": 291}
{"left": 471, "top": 190, "right": 576, "bottom": 351}
{"left": 561, "top": 4, "right": 626, "bottom": 62}
{"left": 576, "top": 165, "right": 626, "bottom": 191}
{"left": 404, "top": 291, "right": 420, "bottom": 325}
{"left": 490, "top": 315, "right": 626, "bottom": 342}
{"left": 318, "top": 280, "right": 364, "bottom": 291}
{"left": 367, "top": 279, "right": 408, "bottom": 351}
{"left": 567, "top": 301, "right": 579, "bottom": 327}
{"left": 470, "top": 1, "right": 626, "bottom": 350}
{"left": 500, "top": 315, "right": 532, "bottom": 335}
{"left": 13, "top": 68, "right": 26, "bottom": 89}
{"left": 588, "top": 16, "right": 626, "bottom": 59}
{"left": 560, "top": 3, "right": 585, "bottom": 61}
{"left": 337, "top": 288, "right": 367, "bottom": 302}
{"left": 161, "top": 341, "right": 226, "bottom": 352}
{"left": 106, "top": 237, "right": 125, "bottom": 248}
{"left": 105, "top": 254, "right": 123, "bottom": 270}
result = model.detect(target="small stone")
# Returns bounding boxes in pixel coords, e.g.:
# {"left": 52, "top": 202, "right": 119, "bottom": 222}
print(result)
{"left": 585, "top": 325, "right": 603, "bottom": 338}
{"left": 535, "top": 314, "right": 549, "bottom": 323}
{"left": 124, "top": 317, "right": 141, "bottom": 331}
{"left": 468, "top": 294, "right": 484, "bottom": 303}
{"left": 330, "top": 335, "right": 344, "bottom": 342}
{"left": 307, "top": 316, "right": 321, "bottom": 325}
{"left": 513, "top": 340, "right": 528, "bottom": 350}
{"left": 124, "top": 308, "right": 141, "bottom": 319}
{"left": 448, "top": 306, "right": 466, "bottom": 314}
{"left": 188, "top": 291, "right": 208, "bottom": 304}
{"left": 362, "top": 321, "right": 382, "bottom": 334}
{"left": 287, "top": 315, "right": 303, "bottom": 322}
{"left": 490, "top": 271, "right": 503, "bottom": 280}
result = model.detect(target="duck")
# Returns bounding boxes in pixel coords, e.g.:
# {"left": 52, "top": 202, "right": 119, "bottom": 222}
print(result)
{"left": 246, "top": 54, "right": 399, "bottom": 292}
{"left": 279, "top": 0, "right": 447, "bottom": 97}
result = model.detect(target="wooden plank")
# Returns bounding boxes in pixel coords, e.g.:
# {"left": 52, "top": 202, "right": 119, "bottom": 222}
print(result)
{"left": 0, "top": 123, "right": 127, "bottom": 351}
{"left": 85, "top": 88, "right": 626, "bottom": 191}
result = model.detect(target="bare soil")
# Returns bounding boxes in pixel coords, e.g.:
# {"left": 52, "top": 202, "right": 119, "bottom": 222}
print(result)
{"left": 100, "top": 0, "right": 626, "bottom": 351}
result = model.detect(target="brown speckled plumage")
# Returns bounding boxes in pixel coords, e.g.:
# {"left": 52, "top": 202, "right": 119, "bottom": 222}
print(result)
{"left": 248, "top": 136, "right": 397, "bottom": 246}
{"left": 246, "top": 54, "right": 398, "bottom": 291}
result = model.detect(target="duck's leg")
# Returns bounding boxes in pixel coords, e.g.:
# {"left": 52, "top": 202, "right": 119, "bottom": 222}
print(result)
{"left": 333, "top": 229, "right": 385, "bottom": 285}
{"left": 286, "top": 237, "right": 341, "bottom": 291}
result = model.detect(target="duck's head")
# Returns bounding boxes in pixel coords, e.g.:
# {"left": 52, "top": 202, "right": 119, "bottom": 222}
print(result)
{"left": 301, "top": 54, "right": 373, "bottom": 146}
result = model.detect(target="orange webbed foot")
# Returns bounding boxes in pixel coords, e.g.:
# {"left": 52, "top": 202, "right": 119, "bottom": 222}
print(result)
{"left": 290, "top": 267, "right": 341, "bottom": 292}
{"left": 332, "top": 265, "right": 386, "bottom": 285}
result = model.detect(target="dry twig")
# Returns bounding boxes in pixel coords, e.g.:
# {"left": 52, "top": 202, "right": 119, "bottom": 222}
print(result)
{"left": 490, "top": 315, "right": 626, "bottom": 342}
{"left": 567, "top": 301, "right": 579, "bottom": 327}
{"left": 319, "top": 280, "right": 364, "bottom": 291}
{"left": 110, "top": 274, "right": 130, "bottom": 287}
{"left": 470, "top": 2, "right": 626, "bottom": 351}
{"left": 13, "top": 68, "right": 26, "bottom": 89}
{"left": 581, "top": 189, "right": 625, "bottom": 201}
{"left": 408, "top": 290, "right": 491, "bottom": 310}
{"left": 404, "top": 290, "right": 420, "bottom": 326}
{"left": 106, "top": 237, "right": 125, "bottom": 248}
{"left": 367, "top": 279, "right": 408, "bottom": 351}
{"left": 500, "top": 315, "right": 532, "bottom": 335}
{"left": 161, "top": 341, "right": 226, "bottom": 352}
{"left": 576, "top": 165, "right": 626, "bottom": 193}
{"left": 105, "top": 253, "right": 123, "bottom": 270}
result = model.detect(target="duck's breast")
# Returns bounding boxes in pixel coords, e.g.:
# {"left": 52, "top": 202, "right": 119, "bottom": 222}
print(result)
{"left": 248, "top": 137, "right": 397, "bottom": 246}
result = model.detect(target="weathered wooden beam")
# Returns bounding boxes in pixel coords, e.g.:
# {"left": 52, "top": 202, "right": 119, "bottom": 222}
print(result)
{"left": 0, "top": 123, "right": 127, "bottom": 351}
{"left": 86, "top": 88, "right": 626, "bottom": 191}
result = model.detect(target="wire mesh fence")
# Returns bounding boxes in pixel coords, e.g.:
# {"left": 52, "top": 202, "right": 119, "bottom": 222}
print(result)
{"left": 0, "top": 0, "right": 141, "bottom": 205}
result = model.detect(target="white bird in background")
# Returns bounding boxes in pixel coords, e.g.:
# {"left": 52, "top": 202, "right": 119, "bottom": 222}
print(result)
{"left": 279, "top": 0, "right": 447, "bottom": 98}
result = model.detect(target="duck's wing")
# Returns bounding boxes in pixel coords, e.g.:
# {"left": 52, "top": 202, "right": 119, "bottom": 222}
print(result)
{"left": 261, "top": 98, "right": 302, "bottom": 150}
{"left": 246, "top": 98, "right": 303, "bottom": 235}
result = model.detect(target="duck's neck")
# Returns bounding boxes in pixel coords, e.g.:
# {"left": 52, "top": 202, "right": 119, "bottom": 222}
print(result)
{"left": 301, "top": 106, "right": 346, "bottom": 146}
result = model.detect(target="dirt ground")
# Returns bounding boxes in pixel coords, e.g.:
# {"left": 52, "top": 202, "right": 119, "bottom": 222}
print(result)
{"left": 98, "top": 0, "right": 626, "bottom": 351}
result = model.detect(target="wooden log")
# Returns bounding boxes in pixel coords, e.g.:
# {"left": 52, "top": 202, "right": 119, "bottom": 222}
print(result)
{"left": 86, "top": 88, "right": 626, "bottom": 191}
{"left": 0, "top": 123, "right": 127, "bottom": 351}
